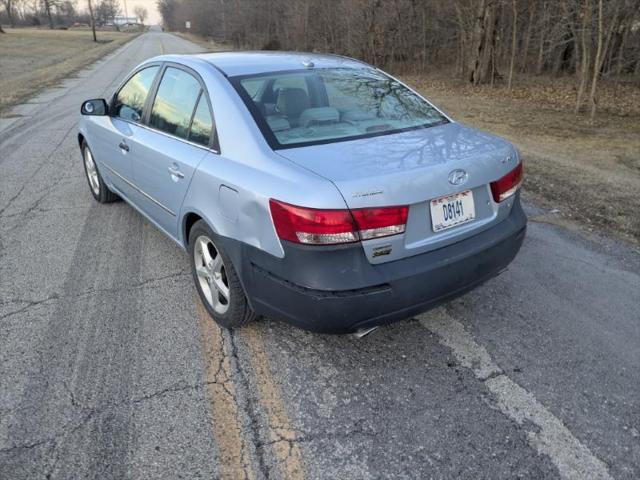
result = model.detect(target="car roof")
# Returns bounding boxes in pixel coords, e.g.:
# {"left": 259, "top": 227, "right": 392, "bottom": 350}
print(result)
{"left": 165, "top": 51, "right": 371, "bottom": 77}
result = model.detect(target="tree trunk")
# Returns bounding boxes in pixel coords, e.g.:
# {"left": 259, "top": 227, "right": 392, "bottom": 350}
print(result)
{"left": 4, "top": 0, "right": 14, "bottom": 27}
{"left": 468, "top": 0, "right": 487, "bottom": 84}
{"left": 423, "top": 8, "right": 429, "bottom": 72}
{"left": 615, "top": 20, "right": 629, "bottom": 81}
{"left": 365, "top": 1, "right": 380, "bottom": 65}
{"left": 220, "top": 0, "right": 226, "bottom": 39}
{"left": 303, "top": 0, "right": 310, "bottom": 50}
{"left": 536, "top": 2, "right": 548, "bottom": 74}
{"left": 520, "top": 1, "right": 535, "bottom": 72}
{"left": 43, "top": 0, "right": 54, "bottom": 29}
{"left": 0, "top": 24, "right": 4, "bottom": 33}
{"left": 589, "top": 0, "right": 620, "bottom": 120}
{"left": 575, "top": 0, "right": 591, "bottom": 114}
{"left": 589, "top": 0, "right": 604, "bottom": 119}
{"left": 508, "top": 0, "right": 517, "bottom": 90}
{"left": 468, "top": 0, "right": 498, "bottom": 85}
{"left": 597, "top": 0, "right": 620, "bottom": 78}
{"left": 88, "top": 0, "right": 97, "bottom": 42}
{"left": 454, "top": 1, "right": 466, "bottom": 77}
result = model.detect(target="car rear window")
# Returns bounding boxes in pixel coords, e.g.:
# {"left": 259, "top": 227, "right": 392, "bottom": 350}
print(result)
{"left": 232, "top": 67, "right": 448, "bottom": 149}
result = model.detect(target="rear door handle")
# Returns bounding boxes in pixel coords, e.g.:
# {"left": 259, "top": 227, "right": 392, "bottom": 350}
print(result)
{"left": 168, "top": 166, "right": 184, "bottom": 179}
{"left": 118, "top": 142, "right": 130, "bottom": 152}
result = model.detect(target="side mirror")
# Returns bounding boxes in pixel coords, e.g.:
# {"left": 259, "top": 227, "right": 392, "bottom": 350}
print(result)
{"left": 81, "top": 99, "right": 109, "bottom": 116}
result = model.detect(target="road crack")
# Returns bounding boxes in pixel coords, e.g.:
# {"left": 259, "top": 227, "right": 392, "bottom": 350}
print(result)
{"left": 0, "top": 271, "right": 189, "bottom": 321}
{"left": 0, "top": 378, "right": 218, "bottom": 457}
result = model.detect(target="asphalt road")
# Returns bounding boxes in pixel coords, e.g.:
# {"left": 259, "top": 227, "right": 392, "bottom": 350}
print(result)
{"left": 1, "top": 31, "right": 639, "bottom": 480}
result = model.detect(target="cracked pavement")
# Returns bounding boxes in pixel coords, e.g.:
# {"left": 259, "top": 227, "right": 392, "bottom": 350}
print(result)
{"left": 1, "top": 31, "right": 639, "bottom": 479}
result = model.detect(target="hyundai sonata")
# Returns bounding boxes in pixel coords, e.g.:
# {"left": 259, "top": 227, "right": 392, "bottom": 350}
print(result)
{"left": 78, "top": 52, "right": 526, "bottom": 333}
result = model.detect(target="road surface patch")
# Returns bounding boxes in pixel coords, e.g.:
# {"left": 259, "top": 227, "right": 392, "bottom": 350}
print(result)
{"left": 241, "top": 324, "right": 305, "bottom": 480}
{"left": 197, "top": 300, "right": 255, "bottom": 480}
{"left": 420, "top": 308, "right": 613, "bottom": 480}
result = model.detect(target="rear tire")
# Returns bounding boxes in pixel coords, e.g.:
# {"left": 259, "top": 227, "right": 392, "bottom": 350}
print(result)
{"left": 189, "top": 220, "right": 255, "bottom": 329}
{"left": 81, "top": 140, "right": 119, "bottom": 203}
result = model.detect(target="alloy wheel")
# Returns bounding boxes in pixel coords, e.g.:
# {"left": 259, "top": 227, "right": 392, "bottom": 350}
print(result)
{"left": 194, "top": 235, "right": 230, "bottom": 315}
{"left": 84, "top": 147, "right": 100, "bottom": 196}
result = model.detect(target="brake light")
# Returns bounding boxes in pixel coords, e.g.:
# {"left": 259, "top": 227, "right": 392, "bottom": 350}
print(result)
{"left": 351, "top": 206, "right": 408, "bottom": 240}
{"left": 490, "top": 163, "right": 523, "bottom": 202}
{"left": 269, "top": 199, "right": 408, "bottom": 245}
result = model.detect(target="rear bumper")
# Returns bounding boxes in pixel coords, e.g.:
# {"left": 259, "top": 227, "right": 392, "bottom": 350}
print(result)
{"left": 222, "top": 198, "right": 527, "bottom": 333}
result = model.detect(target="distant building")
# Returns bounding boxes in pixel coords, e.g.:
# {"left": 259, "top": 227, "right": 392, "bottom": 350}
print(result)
{"left": 112, "top": 16, "right": 138, "bottom": 26}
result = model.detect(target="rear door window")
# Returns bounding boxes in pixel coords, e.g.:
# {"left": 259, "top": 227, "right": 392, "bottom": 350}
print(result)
{"left": 113, "top": 66, "right": 159, "bottom": 122}
{"left": 149, "top": 67, "right": 202, "bottom": 140}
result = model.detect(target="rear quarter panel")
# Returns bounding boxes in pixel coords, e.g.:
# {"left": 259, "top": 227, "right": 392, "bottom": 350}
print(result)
{"left": 178, "top": 61, "right": 347, "bottom": 258}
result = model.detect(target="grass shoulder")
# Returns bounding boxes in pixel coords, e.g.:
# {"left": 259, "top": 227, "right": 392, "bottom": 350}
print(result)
{"left": 0, "top": 27, "right": 141, "bottom": 115}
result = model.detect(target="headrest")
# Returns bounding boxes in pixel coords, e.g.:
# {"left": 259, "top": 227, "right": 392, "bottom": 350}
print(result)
{"left": 276, "top": 88, "right": 310, "bottom": 118}
{"left": 266, "top": 115, "right": 291, "bottom": 132}
{"left": 299, "top": 107, "right": 340, "bottom": 128}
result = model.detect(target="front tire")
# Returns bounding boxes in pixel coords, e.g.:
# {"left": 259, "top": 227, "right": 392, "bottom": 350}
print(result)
{"left": 81, "top": 140, "right": 119, "bottom": 203}
{"left": 189, "top": 220, "right": 255, "bottom": 329}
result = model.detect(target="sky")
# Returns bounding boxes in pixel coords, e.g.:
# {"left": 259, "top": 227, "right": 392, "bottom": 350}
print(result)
{"left": 119, "top": 0, "right": 162, "bottom": 24}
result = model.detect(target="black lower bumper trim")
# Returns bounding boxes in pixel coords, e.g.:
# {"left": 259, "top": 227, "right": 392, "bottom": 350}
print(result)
{"left": 220, "top": 199, "right": 527, "bottom": 333}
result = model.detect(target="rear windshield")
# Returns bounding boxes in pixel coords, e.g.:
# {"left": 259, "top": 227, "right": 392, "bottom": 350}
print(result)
{"left": 231, "top": 68, "right": 448, "bottom": 149}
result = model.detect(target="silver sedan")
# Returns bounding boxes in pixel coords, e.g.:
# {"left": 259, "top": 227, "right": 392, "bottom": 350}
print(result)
{"left": 78, "top": 51, "right": 526, "bottom": 333}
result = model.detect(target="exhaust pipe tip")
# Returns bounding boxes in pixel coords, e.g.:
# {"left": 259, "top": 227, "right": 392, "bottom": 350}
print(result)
{"left": 352, "top": 326, "right": 379, "bottom": 339}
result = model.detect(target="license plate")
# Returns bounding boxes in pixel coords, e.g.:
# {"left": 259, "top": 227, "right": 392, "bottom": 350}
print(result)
{"left": 430, "top": 190, "right": 476, "bottom": 232}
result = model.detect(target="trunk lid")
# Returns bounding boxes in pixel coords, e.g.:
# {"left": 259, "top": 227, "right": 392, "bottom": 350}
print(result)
{"left": 276, "top": 122, "right": 519, "bottom": 263}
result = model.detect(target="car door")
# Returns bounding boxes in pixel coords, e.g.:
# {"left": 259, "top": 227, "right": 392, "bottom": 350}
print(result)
{"left": 129, "top": 64, "right": 216, "bottom": 237}
{"left": 86, "top": 65, "right": 160, "bottom": 198}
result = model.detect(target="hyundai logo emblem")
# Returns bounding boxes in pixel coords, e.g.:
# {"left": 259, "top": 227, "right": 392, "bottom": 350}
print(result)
{"left": 448, "top": 169, "right": 468, "bottom": 186}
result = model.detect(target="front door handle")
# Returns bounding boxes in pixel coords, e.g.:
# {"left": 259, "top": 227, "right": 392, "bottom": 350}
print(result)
{"left": 118, "top": 141, "right": 130, "bottom": 152}
{"left": 168, "top": 166, "right": 184, "bottom": 179}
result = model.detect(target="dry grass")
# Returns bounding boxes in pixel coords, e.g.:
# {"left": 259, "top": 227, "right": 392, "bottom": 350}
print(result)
{"left": 0, "top": 28, "right": 139, "bottom": 114}
{"left": 172, "top": 32, "right": 229, "bottom": 51}
{"left": 405, "top": 73, "right": 640, "bottom": 244}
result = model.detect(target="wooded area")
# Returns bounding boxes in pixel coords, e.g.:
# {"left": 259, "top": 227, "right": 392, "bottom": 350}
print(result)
{"left": 0, "top": 0, "right": 144, "bottom": 29}
{"left": 157, "top": 0, "right": 640, "bottom": 118}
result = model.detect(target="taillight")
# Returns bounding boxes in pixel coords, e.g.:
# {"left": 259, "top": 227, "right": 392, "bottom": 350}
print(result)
{"left": 269, "top": 200, "right": 359, "bottom": 245}
{"left": 351, "top": 206, "right": 408, "bottom": 240}
{"left": 490, "top": 162, "right": 523, "bottom": 202}
{"left": 269, "top": 199, "right": 408, "bottom": 245}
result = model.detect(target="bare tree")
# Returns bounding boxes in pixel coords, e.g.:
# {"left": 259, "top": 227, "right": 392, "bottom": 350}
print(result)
{"left": 157, "top": 0, "right": 178, "bottom": 30}
{"left": 95, "top": 0, "right": 120, "bottom": 26}
{"left": 468, "top": 0, "right": 499, "bottom": 85}
{"left": 508, "top": 0, "right": 517, "bottom": 89}
{"left": 87, "top": 0, "right": 96, "bottom": 42}
{"left": 43, "top": 0, "right": 53, "bottom": 28}
{"left": 575, "top": 0, "right": 591, "bottom": 113}
{"left": 519, "top": 0, "right": 534, "bottom": 72}
{"left": 588, "top": 0, "right": 604, "bottom": 118}
{"left": 153, "top": 0, "right": 640, "bottom": 112}
{"left": 1, "top": 0, "right": 15, "bottom": 27}
{"left": 535, "top": 1, "right": 549, "bottom": 75}
{"left": 589, "top": 0, "right": 621, "bottom": 118}
{"left": 134, "top": 5, "right": 147, "bottom": 24}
